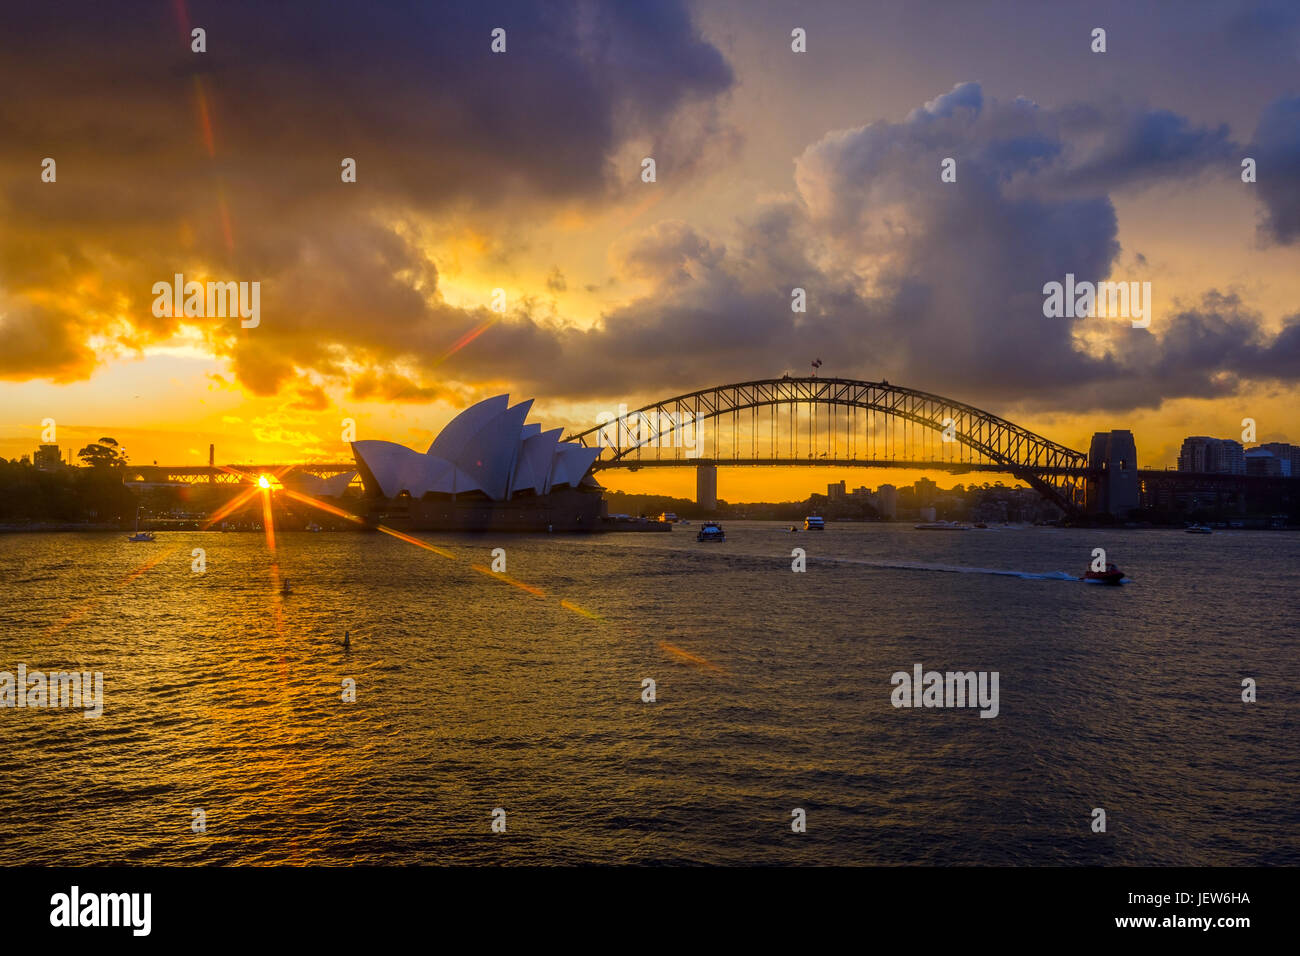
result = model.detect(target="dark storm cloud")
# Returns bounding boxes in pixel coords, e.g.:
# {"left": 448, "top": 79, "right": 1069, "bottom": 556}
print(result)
{"left": 1060, "top": 106, "right": 1236, "bottom": 192}
{"left": 2, "top": 0, "right": 731, "bottom": 210}
{"left": 0, "top": 297, "right": 92, "bottom": 381}
{"left": 1149, "top": 295, "right": 1300, "bottom": 387}
{"left": 1250, "top": 93, "right": 1300, "bottom": 244}
{"left": 1224, "top": 0, "right": 1300, "bottom": 58}
{"left": 0, "top": 0, "right": 732, "bottom": 385}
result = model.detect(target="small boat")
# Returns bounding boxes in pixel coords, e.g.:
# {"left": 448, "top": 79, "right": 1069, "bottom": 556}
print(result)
{"left": 1084, "top": 562, "right": 1125, "bottom": 585}
{"left": 696, "top": 521, "right": 725, "bottom": 542}
{"left": 1185, "top": 524, "right": 1213, "bottom": 534}
{"left": 305, "top": 522, "right": 322, "bottom": 532}
{"left": 786, "top": 525, "right": 799, "bottom": 532}
{"left": 658, "top": 512, "right": 680, "bottom": 524}
{"left": 804, "top": 516, "right": 825, "bottom": 530}
{"left": 126, "top": 508, "right": 155, "bottom": 542}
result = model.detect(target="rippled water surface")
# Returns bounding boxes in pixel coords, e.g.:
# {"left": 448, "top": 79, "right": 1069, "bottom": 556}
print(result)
{"left": 1, "top": 523, "right": 1296, "bottom": 865}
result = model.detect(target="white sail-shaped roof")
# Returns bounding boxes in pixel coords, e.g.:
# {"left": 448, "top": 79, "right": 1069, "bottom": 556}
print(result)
{"left": 427, "top": 394, "right": 509, "bottom": 458}
{"left": 351, "top": 441, "right": 476, "bottom": 498}
{"left": 351, "top": 394, "right": 600, "bottom": 502}
{"left": 512, "top": 427, "right": 563, "bottom": 496}
{"left": 449, "top": 399, "right": 532, "bottom": 501}
{"left": 550, "top": 444, "right": 601, "bottom": 489}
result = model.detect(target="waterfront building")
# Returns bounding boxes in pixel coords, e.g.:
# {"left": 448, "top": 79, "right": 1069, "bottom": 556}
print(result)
{"left": 1245, "top": 447, "right": 1283, "bottom": 477}
{"left": 876, "top": 484, "right": 898, "bottom": 519}
{"left": 1178, "top": 436, "right": 1245, "bottom": 474}
{"left": 913, "top": 477, "right": 937, "bottom": 507}
{"left": 1257, "top": 442, "right": 1298, "bottom": 477}
{"left": 351, "top": 395, "right": 604, "bottom": 531}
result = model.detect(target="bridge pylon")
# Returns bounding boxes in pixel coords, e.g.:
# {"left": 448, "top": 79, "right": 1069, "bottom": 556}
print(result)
{"left": 696, "top": 462, "right": 718, "bottom": 511}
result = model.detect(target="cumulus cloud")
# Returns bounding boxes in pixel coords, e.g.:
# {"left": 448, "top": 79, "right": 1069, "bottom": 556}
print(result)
{"left": 461, "top": 82, "right": 1295, "bottom": 414}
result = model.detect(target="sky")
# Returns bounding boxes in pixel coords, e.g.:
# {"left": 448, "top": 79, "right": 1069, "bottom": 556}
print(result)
{"left": 1, "top": 0, "right": 1298, "bottom": 502}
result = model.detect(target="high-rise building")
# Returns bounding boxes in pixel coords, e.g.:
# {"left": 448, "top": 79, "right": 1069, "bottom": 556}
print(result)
{"left": 33, "top": 444, "right": 62, "bottom": 471}
{"left": 876, "top": 484, "right": 898, "bottom": 519}
{"left": 1178, "top": 436, "right": 1245, "bottom": 474}
{"left": 827, "top": 479, "right": 846, "bottom": 501}
{"left": 913, "top": 477, "right": 937, "bottom": 506}
{"left": 1218, "top": 439, "right": 1245, "bottom": 475}
{"left": 1258, "top": 442, "right": 1298, "bottom": 477}
{"left": 1178, "top": 437, "right": 1211, "bottom": 472}
{"left": 1245, "top": 448, "right": 1283, "bottom": 477}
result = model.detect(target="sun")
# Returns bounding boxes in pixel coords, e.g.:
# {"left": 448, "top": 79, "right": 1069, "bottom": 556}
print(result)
{"left": 257, "top": 475, "right": 272, "bottom": 490}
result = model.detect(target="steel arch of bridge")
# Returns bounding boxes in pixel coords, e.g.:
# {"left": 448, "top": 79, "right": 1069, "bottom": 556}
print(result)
{"left": 564, "top": 377, "right": 1089, "bottom": 514}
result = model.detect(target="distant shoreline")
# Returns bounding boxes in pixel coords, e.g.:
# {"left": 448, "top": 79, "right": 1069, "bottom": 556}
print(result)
{"left": 0, "top": 523, "right": 122, "bottom": 534}
{"left": 1, "top": 520, "right": 1295, "bottom": 535}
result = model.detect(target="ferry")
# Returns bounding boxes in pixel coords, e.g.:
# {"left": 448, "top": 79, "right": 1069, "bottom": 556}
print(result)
{"left": 915, "top": 520, "right": 968, "bottom": 531}
{"left": 804, "top": 516, "right": 825, "bottom": 530}
{"left": 658, "top": 512, "right": 680, "bottom": 524}
{"left": 1084, "top": 562, "right": 1125, "bottom": 585}
{"left": 696, "top": 521, "right": 725, "bottom": 542}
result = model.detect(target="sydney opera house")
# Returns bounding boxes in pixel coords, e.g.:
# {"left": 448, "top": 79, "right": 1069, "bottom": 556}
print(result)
{"left": 350, "top": 395, "right": 606, "bottom": 531}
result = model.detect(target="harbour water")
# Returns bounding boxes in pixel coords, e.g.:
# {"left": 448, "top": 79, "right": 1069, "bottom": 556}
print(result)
{"left": 0, "top": 523, "right": 1296, "bottom": 865}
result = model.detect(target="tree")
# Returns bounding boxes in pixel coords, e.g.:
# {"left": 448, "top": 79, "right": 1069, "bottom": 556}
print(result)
{"left": 78, "top": 437, "right": 129, "bottom": 469}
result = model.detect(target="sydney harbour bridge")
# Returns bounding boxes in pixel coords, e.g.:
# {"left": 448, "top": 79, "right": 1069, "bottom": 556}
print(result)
{"left": 562, "top": 377, "right": 1091, "bottom": 514}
